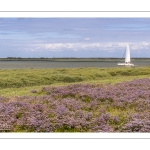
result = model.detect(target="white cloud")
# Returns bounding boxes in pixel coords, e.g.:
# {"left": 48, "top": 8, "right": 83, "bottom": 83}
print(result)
{"left": 128, "top": 42, "right": 150, "bottom": 50}
{"left": 33, "top": 42, "right": 150, "bottom": 52}
{"left": 84, "top": 37, "right": 90, "bottom": 41}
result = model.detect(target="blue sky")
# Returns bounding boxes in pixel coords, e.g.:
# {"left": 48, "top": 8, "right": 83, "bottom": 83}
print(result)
{"left": 0, "top": 18, "right": 150, "bottom": 58}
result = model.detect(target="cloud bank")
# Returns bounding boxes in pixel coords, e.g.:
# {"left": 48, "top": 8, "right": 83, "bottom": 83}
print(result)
{"left": 32, "top": 42, "right": 150, "bottom": 52}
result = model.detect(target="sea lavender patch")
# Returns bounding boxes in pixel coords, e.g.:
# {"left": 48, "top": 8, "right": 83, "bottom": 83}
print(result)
{"left": 0, "top": 78, "right": 150, "bottom": 132}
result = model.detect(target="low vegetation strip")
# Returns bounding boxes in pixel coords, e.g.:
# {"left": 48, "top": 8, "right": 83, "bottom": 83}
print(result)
{"left": 0, "top": 78, "right": 150, "bottom": 132}
{"left": 0, "top": 67, "right": 150, "bottom": 89}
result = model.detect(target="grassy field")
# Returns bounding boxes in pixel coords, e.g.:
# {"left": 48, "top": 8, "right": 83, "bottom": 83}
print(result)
{"left": 0, "top": 67, "right": 150, "bottom": 132}
{"left": 0, "top": 67, "right": 150, "bottom": 97}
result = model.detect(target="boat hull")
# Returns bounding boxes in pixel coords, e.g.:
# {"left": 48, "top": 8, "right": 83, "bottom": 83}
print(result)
{"left": 118, "top": 63, "right": 134, "bottom": 66}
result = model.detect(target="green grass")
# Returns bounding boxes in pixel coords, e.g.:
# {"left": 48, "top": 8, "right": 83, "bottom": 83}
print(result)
{"left": 0, "top": 67, "right": 150, "bottom": 97}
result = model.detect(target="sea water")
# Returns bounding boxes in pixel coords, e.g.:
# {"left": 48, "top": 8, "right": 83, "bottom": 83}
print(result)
{"left": 0, "top": 60, "right": 149, "bottom": 69}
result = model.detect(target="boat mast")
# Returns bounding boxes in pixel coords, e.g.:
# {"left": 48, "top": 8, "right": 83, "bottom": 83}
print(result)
{"left": 125, "top": 44, "right": 130, "bottom": 63}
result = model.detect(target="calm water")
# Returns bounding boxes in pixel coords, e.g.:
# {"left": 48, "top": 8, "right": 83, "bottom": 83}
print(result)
{"left": 0, "top": 60, "right": 149, "bottom": 69}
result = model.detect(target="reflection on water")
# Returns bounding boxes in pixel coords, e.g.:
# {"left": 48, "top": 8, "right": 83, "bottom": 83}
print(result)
{"left": 0, "top": 60, "right": 149, "bottom": 69}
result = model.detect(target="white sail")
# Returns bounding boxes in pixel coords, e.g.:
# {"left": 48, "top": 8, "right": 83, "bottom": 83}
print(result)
{"left": 125, "top": 44, "right": 130, "bottom": 63}
{"left": 118, "top": 43, "right": 134, "bottom": 66}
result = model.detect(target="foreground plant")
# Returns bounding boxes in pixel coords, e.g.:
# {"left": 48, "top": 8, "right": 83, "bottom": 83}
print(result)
{"left": 0, "top": 78, "right": 150, "bottom": 132}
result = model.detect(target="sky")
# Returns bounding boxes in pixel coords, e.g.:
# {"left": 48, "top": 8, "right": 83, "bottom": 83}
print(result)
{"left": 0, "top": 18, "right": 150, "bottom": 58}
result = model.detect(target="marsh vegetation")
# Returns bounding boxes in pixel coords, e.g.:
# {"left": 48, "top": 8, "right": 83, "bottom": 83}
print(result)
{"left": 0, "top": 67, "right": 150, "bottom": 132}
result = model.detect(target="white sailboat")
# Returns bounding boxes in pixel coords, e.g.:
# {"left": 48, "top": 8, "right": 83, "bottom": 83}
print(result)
{"left": 118, "top": 44, "right": 134, "bottom": 66}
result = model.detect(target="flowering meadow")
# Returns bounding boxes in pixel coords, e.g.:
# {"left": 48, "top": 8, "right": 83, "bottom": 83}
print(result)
{"left": 0, "top": 78, "right": 150, "bottom": 132}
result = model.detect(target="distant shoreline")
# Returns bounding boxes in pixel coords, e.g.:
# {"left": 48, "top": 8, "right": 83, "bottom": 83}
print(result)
{"left": 0, "top": 57, "right": 150, "bottom": 61}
